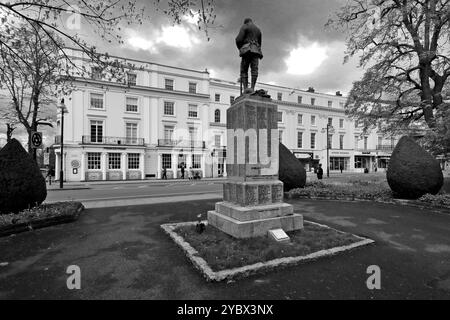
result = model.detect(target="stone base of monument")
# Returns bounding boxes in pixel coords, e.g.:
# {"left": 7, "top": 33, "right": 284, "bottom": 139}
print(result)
{"left": 207, "top": 180, "right": 303, "bottom": 238}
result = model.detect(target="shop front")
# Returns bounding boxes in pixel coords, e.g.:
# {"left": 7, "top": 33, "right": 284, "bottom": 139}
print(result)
{"left": 329, "top": 151, "right": 351, "bottom": 172}
{"left": 354, "top": 152, "right": 375, "bottom": 173}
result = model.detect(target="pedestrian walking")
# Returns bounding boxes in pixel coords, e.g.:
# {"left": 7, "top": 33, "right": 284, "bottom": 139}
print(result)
{"left": 46, "top": 166, "right": 55, "bottom": 185}
{"left": 162, "top": 167, "right": 167, "bottom": 180}
{"left": 188, "top": 167, "right": 193, "bottom": 180}
{"left": 181, "top": 164, "right": 185, "bottom": 179}
{"left": 340, "top": 165, "right": 343, "bottom": 174}
{"left": 317, "top": 164, "right": 324, "bottom": 180}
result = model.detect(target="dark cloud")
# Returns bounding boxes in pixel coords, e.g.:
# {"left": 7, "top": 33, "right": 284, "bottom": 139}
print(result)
{"left": 83, "top": 0, "right": 362, "bottom": 94}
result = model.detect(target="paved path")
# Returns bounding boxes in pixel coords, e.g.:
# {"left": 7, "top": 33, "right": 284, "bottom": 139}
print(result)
{"left": 0, "top": 199, "right": 449, "bottom": 299}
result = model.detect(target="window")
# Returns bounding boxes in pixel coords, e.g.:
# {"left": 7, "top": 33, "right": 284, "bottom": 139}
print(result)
{"left": 298, "top": 96, "right": 303, "bottom": 104}
{"left": 214, "top": 109, "right": 221, "bottom": 123}
{"left": 330, "top": 157, "right": 349, "bottom": 171}
{"left": 87, "top": 152, "right": 101, "bottom": 170}
{"left": 188, "top": 104, "right": 198, "bottom": 118}
{"left": 354, "top": 136, "right": 359, "bottom": 149}
{"left": 310, "top": 132, "right": 316, "bottom": 149}
{"left": 311, "top": 115, "right": 316, "bottom": 126}
{"left": 164, "top": 126, "right": 174, "bottom": 141}
{"left": 165, "top": 79, "right": 174, "bottom": 90}
{"left": 355, "top": 156, "right": 370, "bottom": 169}
{"left": 339, "top": 135, "right": 344, "bottom": 150}
{"left": 354, "top": 120, "right": 359, "bottom": 128}
{"left": 90, "top": 120, "right": 103, "bottom": 143}
{"left": 390, "top": 137, "right": 395, "bottom": 148}
{"left": 126, "top": 123, "right": 138, "bottom": 144}
{"left": 328, "top": 101, "right": 333, "bottom": 108}
{"left": 126, "top": 97, "right": 138, "bottom": 112}
{"left": 311, "top": 98, "right": 316, "bottom": 105}
{"left": 192, "top": 154, "right": 202, "bottom": 169}
{"left": 339, "top": 119, "right": 344, "bottom": 129}
{"left": 108, "top": 153, "right": 121, "bottom": 170}
{"left": 215, "top": 93, "right": 220, "bottom": 102}
{"left": 189, "top": 127, "right": 198, "bottom": 145}
{"left": 230, "top": 96, "right": 235, "bottom": 104}
{"left": 90, "top": 93, "right": 104, "bottom": 109}
{"left": 364, "top": 137, "right": 368, "bottom": 150}
{"left": 188, "top": 82, "right": 197, "bottom": 94}
{"left": 297, "top": 131, "right": 303, "bottom": 148}
{"left": 164, "top": 101, "right": 174, "bottom": 115}
{"left": 277, "top": 111, "right": 283, "bottom": 122}
{"left": 328, "top": 134, "right": 333, "bottom": 149}
{"left": 339, "top": 102, "right": 345, "bottom": 108}
{"left": 277, "top": 92, "right": 282, "bottom": 101}
{"left": 128, "top": 153, "right": 140, "bottom": 169}
{"left": 297, "top": 114, "right": 303, "bottom": 125}
{"left": 91, "top": 67, "right": 102, "bottom": 80}
{"left": 127, "top": 73, "right": 137, "bottom": 86}
{"left": 328, "top": 117, "right": 333, "bottom": 126}
{"left": 162, "top": 154, "right": 172, "bottom": 169}
{"left": 378, "top": 136, "right": 383, "bottom": 147}
{"left": 279, "top": 130, "right": 283, "bottom": 143}
{"left": 214, "top": 135, "right": 221, "bottom": 147}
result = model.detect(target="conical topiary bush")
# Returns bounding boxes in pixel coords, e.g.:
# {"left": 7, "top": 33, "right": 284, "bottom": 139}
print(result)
{"left": 279, "top": 142, "right": 306, "bottom": 191}
{"left": 0, "top": 138, "right": 47, "bottom": 214}
{"left": 387, "top": 136, "right": 443, "bottom": 199}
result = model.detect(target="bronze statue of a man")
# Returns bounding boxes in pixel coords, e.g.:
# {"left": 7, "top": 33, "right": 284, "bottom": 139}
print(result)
{"left": 235, "top": 18, "right": 263, "bottom": 93}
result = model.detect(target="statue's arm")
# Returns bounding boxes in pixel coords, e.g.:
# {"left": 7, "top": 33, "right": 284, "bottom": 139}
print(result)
{"left": 235, "top": 25, "right": 246, "bottom": 49}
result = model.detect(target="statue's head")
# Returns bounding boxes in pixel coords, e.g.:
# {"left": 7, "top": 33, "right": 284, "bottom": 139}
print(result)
{"left": 243, "top": 18, "right": 252, "bottom": 24}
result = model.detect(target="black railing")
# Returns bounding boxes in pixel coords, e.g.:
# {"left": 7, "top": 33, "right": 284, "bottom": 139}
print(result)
{"left": 377, "top": 145, "right": 395, "bottom": 152}
{"left": 158, "top": 139, "right": 205, "bottom": 148}
{"left": 82, "top": 135, "right": 145, "bottom": 146}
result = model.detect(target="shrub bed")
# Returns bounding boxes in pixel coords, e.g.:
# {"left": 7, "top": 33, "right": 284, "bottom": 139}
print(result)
{"left": 287, "top": 181, "right": 393, "bottom": 201}
{"left": 0, "top": 202, "right": 84, "bottom": 237}
{"left": 286, "top": 181, "right": 449, "bottom": 210}
{"left": 418, "top": 194, "right": 450, "bottom": 208}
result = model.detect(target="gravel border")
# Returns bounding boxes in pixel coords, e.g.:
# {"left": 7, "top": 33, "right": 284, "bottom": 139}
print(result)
{"left": 285, "top": 193, "right": 450, "bottom": 214}
{"left": 161, "top": 220, "right": 374, "bottom": 282}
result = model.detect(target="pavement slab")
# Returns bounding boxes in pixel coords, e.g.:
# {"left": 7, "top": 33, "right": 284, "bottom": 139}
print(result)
{"left": 0, "top": 199, "right": 449, "bottom": 299}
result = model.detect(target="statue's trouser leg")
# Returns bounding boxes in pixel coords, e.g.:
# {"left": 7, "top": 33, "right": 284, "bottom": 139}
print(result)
{"left": 250, "top": 56, "right": 259, "bottom": 90}
{"left": 240, "top": 57, "right": 250, "bottom": 89}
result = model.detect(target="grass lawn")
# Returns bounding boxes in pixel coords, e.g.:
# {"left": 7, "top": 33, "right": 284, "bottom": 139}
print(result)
{"left": 174, "top": 221, "right": 362, "bottom": 272}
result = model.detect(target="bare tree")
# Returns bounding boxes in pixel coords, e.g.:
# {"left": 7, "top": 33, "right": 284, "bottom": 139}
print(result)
{"left": 328, "top": 0, "right": 450, "bottom": 137}
{"left": 0, "top": 0, "right": 217, "bottom": 156}
{"left": 0, "top": 24, "right": 64, "bottom": 156}
{"left": 0, "top": 0, "right": 216, "bottom": 69}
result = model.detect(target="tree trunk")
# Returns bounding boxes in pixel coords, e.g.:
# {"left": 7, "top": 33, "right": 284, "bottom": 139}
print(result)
{"left": 6, "top": 124, "right": 14, "bottom": 142}
{"left": 419, "top": 63, "right": 436, "bottom": 128}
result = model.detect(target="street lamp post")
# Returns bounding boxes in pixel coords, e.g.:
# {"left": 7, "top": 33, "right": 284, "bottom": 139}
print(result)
{"left": 58, "top": 99, "right": 68, "bottom": 189}
{"left": 321, "top": 124, "right": 335, "bottom": 178}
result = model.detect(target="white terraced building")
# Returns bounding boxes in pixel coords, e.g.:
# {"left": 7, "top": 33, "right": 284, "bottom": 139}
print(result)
{"left": 54, "top": 50, "right": 398, "bottom": 182}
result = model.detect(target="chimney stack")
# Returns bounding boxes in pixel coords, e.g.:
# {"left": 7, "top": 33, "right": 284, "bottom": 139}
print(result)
{"left": 307, "top": 87, "right": 315, "bottom": 93}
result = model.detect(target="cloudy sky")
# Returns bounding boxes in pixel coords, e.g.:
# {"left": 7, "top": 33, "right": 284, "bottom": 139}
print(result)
{"left": 76, "top": 0, "right": 363, "bottom": 95}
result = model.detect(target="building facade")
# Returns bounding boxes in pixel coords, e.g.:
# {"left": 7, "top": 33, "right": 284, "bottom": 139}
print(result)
{"left": 54, "top": 51, "right": 397, "bottom": 182}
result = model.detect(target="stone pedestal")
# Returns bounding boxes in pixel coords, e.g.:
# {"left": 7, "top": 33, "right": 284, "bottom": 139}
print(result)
{"left": 207, "top": 93, "right": 303, "bottom": 238}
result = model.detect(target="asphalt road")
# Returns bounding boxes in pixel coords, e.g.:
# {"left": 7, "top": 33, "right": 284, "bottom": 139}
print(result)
{"left": 46, "top": 181, "right": 223, "bottom": 203}
{"left": 0, "top": 199, "right": 449, "bottom": 299}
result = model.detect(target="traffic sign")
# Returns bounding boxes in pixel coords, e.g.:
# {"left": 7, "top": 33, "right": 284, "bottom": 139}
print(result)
{"left": 31, "top": 131, "right": 43, "bottom": 148}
